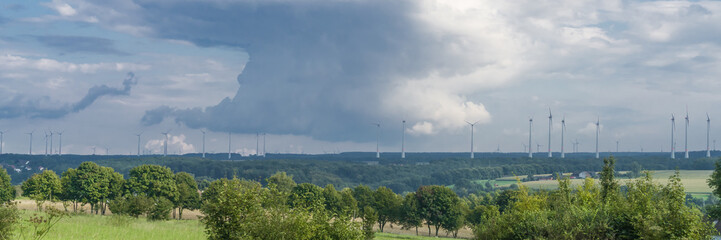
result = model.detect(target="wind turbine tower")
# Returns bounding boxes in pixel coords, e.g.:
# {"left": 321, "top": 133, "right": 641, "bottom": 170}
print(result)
{"left": 595, "top": 118, "right": 600, "bottom": 159}
{"left": 373, "top": 123, "right": 381, "bottom": 158}
{"left": 57, "top": 131, "right": 63, "bottom": 155}
{"left": 44, "top": 131, "right": 49, "bottom": 156}
{"left": 707, "top": 114, "right": 711, "bottom": 158}
{"left": 263, "top": 133, "right": 266, "bottom": 157}
{"left": 466, "top": 120, "right": 479, "bottom": 159}
{"left": 136, "top": 132, "right": 142, "bottom": 157}
{"left": 528, "top": 117, "right": 533, "bottom": 158}
{"left": 561, "top": 117, "right": 565, "bottom": 158}
{"left": 685, "top": 110, "right": 689, "bottom": 159}
{"left": 49, "top": 131, "right": 53, "bottom": 155}
{"left": 201, "top": 130, "right": 206, "bottom": 158}
{"left": 401, "top": 120, "right": 406, "bottom": 159}
{"left": 0, "top": 130, "right": 5, "bottom": 155}
{"left": 228, "top": 132, "right": 232, "bottom": 160}
{"left": 548, "top": 109, "right": 552, "bottom": 158}
{"left": 256, "top": 133, "right": 260, "bottom": 157}
{"left": 671, "top": 115, "right": 675, "bottom": 159}
{"left": 161, "top": 130, "right": 170, "bottom": 157}
{"left": 26, "top": 131, "right": 34, "bottom": 155}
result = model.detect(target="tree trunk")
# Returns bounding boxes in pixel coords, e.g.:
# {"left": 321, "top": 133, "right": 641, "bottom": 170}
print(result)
{"left": 428, "top": 224, "right": 432, "bottom": 236}
{"left": 173, "top": 208, "right": 176, "bottom": 219}
{"left": 435, "top": 225, "right": 440, "bottom": 236}
{"left": 415, "top": 226, "right": 418, "bottom": 236}
{"left": 179, "top": 208, "right": 184, "bottom": 220}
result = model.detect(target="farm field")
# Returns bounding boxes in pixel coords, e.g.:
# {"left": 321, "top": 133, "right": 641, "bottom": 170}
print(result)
{"left": 486, "top": 170, "right": 714, "bottom": 195}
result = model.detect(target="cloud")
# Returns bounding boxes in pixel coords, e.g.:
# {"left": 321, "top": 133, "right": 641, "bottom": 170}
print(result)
{"left": 34, "top": 35, "right": 128, "bottom": 55}
{"left": 103, "top": 0, "right": 497, "bottom": 142}
{"left": 144, "top": 134, "right": 195, "bottom": 154}
{"left": 0, "top": 72, "right": 137, "bottom": 119}
{"left": 0, "top": 54, "right": 150, "bottom": 73}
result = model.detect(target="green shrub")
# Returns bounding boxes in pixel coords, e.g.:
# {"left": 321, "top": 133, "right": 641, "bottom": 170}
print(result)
{"left": 109, "top": 195, "right": 153, "bottom": 218}
{"left": 0, "top": 203, "right": 20, "bottom": 240}
{"left": 148, "top": 197, "right": 173, "bottom": 221}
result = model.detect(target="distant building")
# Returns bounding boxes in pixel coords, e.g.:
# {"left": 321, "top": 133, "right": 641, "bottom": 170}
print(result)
{"left": 364, "top": 161, "right": 379, "bottom": 165}
{"left": 578, "top": 171, "right": 591, "bottom": 179}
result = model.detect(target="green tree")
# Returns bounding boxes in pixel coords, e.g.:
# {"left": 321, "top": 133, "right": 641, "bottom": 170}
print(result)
{"left": 373, "top": 186, "right": 401, "bottom": 232}
{"left": 415, "top": 185, "right": 462, "bottom": 236}
{"left": 322, "top": 184, "right": 343, "bottom": 216}
{"left": 361, "top": 206, "right": 377, "bottom": 240}
{"left": 127, "top": 165, "right": 178, "bottom": 202}
{"left": 600, "top": 156, "right": 619, "bottom": 202}
{"left": 0, "top": 167, "right": 14, "bottom": 204}
{"left": 353, "top": 185, "right": 375, "bottom": 215}
{"left": 266, "top": 171, "right": 296, "bottom": 193}
{"left": 398, "top": 192, "right": 423, "bottom": 235}
{"left": 21, "top": 170, "right": 61, "bottom": 210}
{"left": 174, "top": 172, "right": 201, "bottom": 219}
{"left": 340, "top": 188, "right": 358, "bottom": 217}
{"left": 289, "top": 183, "right": 325, "bottom": 211}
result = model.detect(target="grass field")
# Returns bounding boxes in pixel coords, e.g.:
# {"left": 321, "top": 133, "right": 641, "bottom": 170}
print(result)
{"left": 12, "top": 210, "right": 206, "bottom": 240}
{"left": 9, "top": 207, "right": 470, "bottom": 240}
{"left": 488, "top": 170, "right": 714, "bottom": 196}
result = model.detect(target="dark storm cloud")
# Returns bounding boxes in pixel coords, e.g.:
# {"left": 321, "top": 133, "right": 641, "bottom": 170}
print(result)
{"left": 132, "top": 0, "right": 465, "bottom": 141}
{"left": 34, "top": 35, "right": 128, "bottom": 55}
{"left": 0, "top": 72, "right": 137, "bottom": 119}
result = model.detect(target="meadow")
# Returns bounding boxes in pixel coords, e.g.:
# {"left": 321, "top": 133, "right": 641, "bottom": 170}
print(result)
{"left": 485, "top": 170, "right": 714, "bottom": 196}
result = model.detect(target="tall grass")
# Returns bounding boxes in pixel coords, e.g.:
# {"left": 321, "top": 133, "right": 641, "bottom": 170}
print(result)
{"left": 13, "top": 210, "right": 205, "bottom": 240}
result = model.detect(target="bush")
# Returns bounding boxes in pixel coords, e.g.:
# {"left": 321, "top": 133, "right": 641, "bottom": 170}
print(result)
{"left": 109, "top": 195, "right": 153, "bottom": 218}
{"left": 0, "top": 203, "right": 20, "bottom": 240}
{"left": 147, "top": 197, "right": 173, "bottom": 221}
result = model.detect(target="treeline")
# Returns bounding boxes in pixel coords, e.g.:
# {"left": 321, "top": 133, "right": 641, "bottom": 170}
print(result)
{"left": 2, "top": 157, "right": 721, "bottom": 239}
{"left": 1, "top": 153, "right": 718, "bottom": 195}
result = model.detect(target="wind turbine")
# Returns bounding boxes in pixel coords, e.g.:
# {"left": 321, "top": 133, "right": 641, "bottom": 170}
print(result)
{"left": 707, "top": 114, "right": 711, "bottom": 158}
{"left": 92, "top": 146, "right": 96, "bottom": 155}
{"left": 560, "top": 117, "right": 566, "bottom": 158}
{"left": 228, "top": 132, "right": 232, "bottom": 160}
{"left": 44, "top": 131, "right": 49, "bottom": 156}
{"left": 0, "top": 130, "right": 5, "bottom": 155}
{"left": 372, "top": 123, "right": 380, "bottom": 158}
{"left": 548, "top": 109, "right": 552, "bottom": 158}
{"left": 135, "top": 132, "right": 143, "bottom": 157}
{"left": 466, "top": 120, "right": 480, "bottom": 159}
{"left": 256, "top": 133, "right": 260, "bottom": 157}
{"left": 528, "top": 117, "right": 533, "bottom": 158}
{"left": 49, "top": 131, "right": 54, "bottom": 155}
{"left": 161, "top": 130, "right": 171, "bottom": 157}
{"left": 685, "top": 109, "right": 689, "bottom": 159}
{"left": 616, "top": 140, "right": 619, "bottom": 153}
{"left": 671, "top": 114, "right": 675, "bottom": 159}
{"left": 201, "top": 130, "right": 206, "bottom": 158}
{"left": 26, "top": 130, "right": 34, "bottom": 155}
{"left": 595, "top": 118, "right": 600, "bottom": 159}
{"left": 56, "top": 131, "right": 63, "bottom": 155}
{"left": 401, "top": 120, "right": 406, "bottom": 159}
{"left": 263, "top": 133, "right": 266, "bottom": 157}
{"left": 522, "top": 143, "right": 527, "bottom": 153}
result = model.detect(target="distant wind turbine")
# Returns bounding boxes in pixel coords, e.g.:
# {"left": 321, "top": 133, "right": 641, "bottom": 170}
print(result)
{"left": 547, "top": 109, "right": 552, "bottom": 158}
{"left": 0, "top": 130, "right": 5, "bottom": 155}
{"left": 595, "top": 118, "right": 600, "bottom": 159}
{"left": 201, "top": 130, "right": 206, "bottom": 158}
{"left": 57, "top": 131, "right": 63, "bottom": 155}
{"left": 685, "top": 109, "right": 689, "bottom": 159}
{"left": 256, "top": 133, "right": 260, "bottom": 157}
{"left": 228, "top": 132, "right": 232, "bottom": 160}
{"left": 707, "top": 114, "right": 711, "bottom": 158}
{"left": 44, "top": 131, "right": 49, "bottom": 156}
{"left": 671, "top": 114, "right": 675, "bottom": 159}
{"left": 26, "top": 130, "right": 34, "bottom": 155}
{"left": 161, "top": 130, "right": 171, "bottom": 157}
{"left": 372, "top": 123, "right": 381, "bottom": 158}
{"left": 49, "top": 131, "right": 54, "bottom": 155}
{"left": 560, "top": 117, "right": 566, "bottom": 158}
{"left": 401, "top": 120, "right": 406, "bottom": 159}
{"left": 263, "top": 133, "right": 266, "bottom": 157}
{"left": 528, "top": 117, "right": 533, "bottom": 158}
{"left": 136, "top": 132, "right": 143, "bottom": 157}
{"left": 466, "top": 120, "right": 480, "bottom": 159}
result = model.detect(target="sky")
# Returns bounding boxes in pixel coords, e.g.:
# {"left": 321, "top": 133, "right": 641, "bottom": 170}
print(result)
{"left": 1, "top": 0, "right": 721, "bottom": 156}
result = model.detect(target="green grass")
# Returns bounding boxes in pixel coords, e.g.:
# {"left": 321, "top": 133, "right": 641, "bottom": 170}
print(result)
{"left": 13, "top": 210, "right": 205, "bottom": 240}
{"left": 516, "top": 170, "right": 713, "bottom": 194}
{"left": 375, "top": 232, "right": 458, "bottom": 240}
